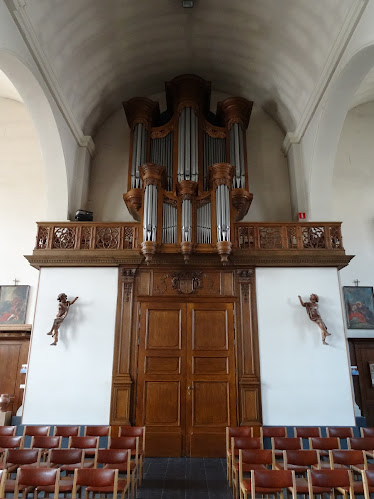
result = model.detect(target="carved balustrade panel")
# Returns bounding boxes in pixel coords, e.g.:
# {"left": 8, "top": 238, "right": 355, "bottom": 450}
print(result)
{"left": 34, "top": 223, "right": 140, "bottom": 251}
{"left": 150, "top": 270, "right": 234, "bottom": 297}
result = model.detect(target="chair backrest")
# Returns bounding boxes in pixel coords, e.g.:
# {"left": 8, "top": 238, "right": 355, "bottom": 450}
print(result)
{"left": 226, "top": 427, "right": 252, "bottom": 454}
{"left": 84, "top": 426, "right": 111, "bottom": 437}
{"left": 330, "top": 449, "right": 366, "bottom": 469}
{"left": 294, "top": 427, "right": 321, "bottom": 438}
{"left": 31, "top": 436, "right": 62, "bottom": 450}
{"left": 349, "top": 437, "right": 374, "bottom": 451}
{"left": 250, "top": 469, "right": 296, "bottom": 497}
{"left": 0, "top": 469, "right": 7, "bottom": 497}
{"left": 327, "top": 427, "right": 354, "bottom": 439}
{"left": 95, "top": 449, "right": 130, "bottom": 482}
{"left": 72, "top": 468, "right": 118, "bottom": 499}
{"left": 109, "top": 436, "right": 139, "bottom": 451}
{"left": 0, "top": 435, "right": 23, "bottom": 449}
{"left": 14, "top": 467, "right": 60, "bottom": 499}
{"left": 361, "top": 428, "right": 374, "bottom": 438}
{"left": 119, "top": 426, "right": 145, "bottom": 451}
{"left": 0, "top": 426, "right": 17, "bottom": 436}
{"left": 54, "top": 426, "right": 80, "bottom": 437}
{"left": 5, "top": 448, "right": 41, "bottom": 467}
{"left": 284, "top": 450, "right": 319, "bottom": 468}
{"left": 307, "top": 468, "right": 353, "bottom": 495}
{"left": 23, "top": 426, "right": 50, "bottom": 437}
{"left": 231, "top": 437, "right": 262, "bottom": 458}
{"left": 240, "top": 449, "right": 273, "bottom": 466}
{"left": 48, "top": 448, "right": 84, "bottom": 466}
{"left": 362, "top": 469, "right": 374, "bottom": 498}
{"left": 272, "top": 437, "right": 301, "bottom": 451}
{"left": 69, "top": 436, "right": 99, "bottom": 450}
{"left": 260, "top": 427, "right": 287, "bottom": 438}
{"left": 309, "top": 437, "right": 340, "bottom": 451}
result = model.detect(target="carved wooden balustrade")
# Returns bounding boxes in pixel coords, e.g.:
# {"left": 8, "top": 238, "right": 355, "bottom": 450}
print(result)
{"left": 28, "top": 221, "right": 350, "bottom": 270}
{"left": 34, "top": 222, "right": 140, "bottom": 251}
{"left": 33, "top": 221, "right": 344, "bottom": 253}
{"left": 233, "top": 222, "right": 344, "bottom": 251}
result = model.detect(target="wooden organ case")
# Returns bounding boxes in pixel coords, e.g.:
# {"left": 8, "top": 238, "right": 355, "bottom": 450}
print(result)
{"left": 113, "top": 75, "right": 261, "bottom": 457}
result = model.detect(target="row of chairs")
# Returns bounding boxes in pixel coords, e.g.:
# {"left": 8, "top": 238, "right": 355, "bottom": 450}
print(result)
{"left": 0, "top": 466, "right": 131, "bottom": 499}
{"left": 236, "top": 425, "right": 374, "bottom": 439}
{"left": 238, "top": 466, "right": 374, "bottom": 499}
{"left": 0, "top": 425, "right": 122, "bottom": 438}
{"left": 0, "top": 445, "right": 141, "bottom": 499}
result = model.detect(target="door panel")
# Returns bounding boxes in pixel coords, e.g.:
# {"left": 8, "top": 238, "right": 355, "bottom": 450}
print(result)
{"left": 0, "top": 340, "right": 29, "bottom": 415}
{"left": 136, "top": 303, "right": 186, "bottom": 457}
{"left": 186, "top": 303, "right": 236, "bottom": 457}
{"left": 351, "top": 340, "right": 374, "bottom": 426}
{"left": 136, "top": 301, "right": 236, "bottom": 457}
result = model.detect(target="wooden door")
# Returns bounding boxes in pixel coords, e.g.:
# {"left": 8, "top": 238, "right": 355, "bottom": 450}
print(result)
{"left": 186, "top": 303, "right": 236, "bottom": 457}
{"left": 136, "top": 302, "right": 187, "bottom": 456}
{"left": 0, "top": 338, "right": 29, "bottom": 415}
{"left": 350, "top": 340, "right": 374, "bottom": 426}
{"left": 136, "top": 300, "right": 236, "bottom": 457}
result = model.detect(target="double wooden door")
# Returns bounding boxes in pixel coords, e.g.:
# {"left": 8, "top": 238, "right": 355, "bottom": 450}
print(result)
{"left": 135, "top": 301, "right": 236, "bottom": 457}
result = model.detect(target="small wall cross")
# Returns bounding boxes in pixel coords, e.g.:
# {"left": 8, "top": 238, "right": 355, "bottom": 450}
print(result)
{"left": 13, "top": 278, "right": 19, "bottom": 286}
{"left": 354, "top": 279, "right": 360, "bottom": 287}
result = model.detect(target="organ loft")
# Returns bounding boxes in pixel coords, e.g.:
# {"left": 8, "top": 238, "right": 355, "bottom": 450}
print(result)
{"left": 123, "top": 74, "right": 253, "bottom": 264}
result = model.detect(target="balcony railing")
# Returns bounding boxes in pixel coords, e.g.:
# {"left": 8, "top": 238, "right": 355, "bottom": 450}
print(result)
{"left": 233, "top": 222, "right": 343, "bottom": 251}
{"left": 35, "top": 222, "right": 140, "bottom": 250}
{"left": 33, "top": 221, "right": 344, "bottom": 253}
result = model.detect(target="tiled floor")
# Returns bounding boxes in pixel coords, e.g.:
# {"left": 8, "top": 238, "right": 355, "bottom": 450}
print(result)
{"left": 136, "top": 457, "right": 232, "bottom": 499}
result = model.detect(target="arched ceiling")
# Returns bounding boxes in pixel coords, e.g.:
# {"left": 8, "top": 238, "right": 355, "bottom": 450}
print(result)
{"left": 0, "top": 69, "right": 22, "bottom": 102}
{"left": 15, "top": 0, "right": 356, "bottom": 135}
{"left": 351, "top": 66, "right": 374, "bottom": 109}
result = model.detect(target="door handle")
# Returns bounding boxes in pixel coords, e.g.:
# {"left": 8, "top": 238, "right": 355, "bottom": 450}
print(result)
{"left": 187, "top": 385, "right": 194, "bottom": 390}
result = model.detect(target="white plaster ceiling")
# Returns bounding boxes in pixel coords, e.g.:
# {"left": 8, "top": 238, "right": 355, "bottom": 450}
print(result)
{"left": 18, "top": 0, "right": 356, "bottom": 134}
{"left": 0, "top": 69, "right": 22, "bottom": 102}
{"left": 351, "top": 66, "right": 374, "bottom": 109}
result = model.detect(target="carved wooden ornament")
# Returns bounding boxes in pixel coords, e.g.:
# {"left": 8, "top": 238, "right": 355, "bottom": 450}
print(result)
{"left": 171, "top": 272, "right": 203, "bottom": 294}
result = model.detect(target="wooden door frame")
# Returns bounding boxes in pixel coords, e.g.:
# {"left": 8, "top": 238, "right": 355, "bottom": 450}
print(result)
{"left": 110, "top": 264, "right": 262, "bottom": 431}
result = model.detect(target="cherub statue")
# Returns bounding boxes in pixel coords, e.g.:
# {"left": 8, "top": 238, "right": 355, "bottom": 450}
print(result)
{"left": 298, "top": 293, "right": 331, "bottom": 345}
{"left": 47, "top": 293, "right": 78, "bottom": 346}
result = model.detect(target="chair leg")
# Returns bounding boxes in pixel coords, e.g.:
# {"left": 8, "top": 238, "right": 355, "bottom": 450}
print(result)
{"left": 227, "top": 456, "right": 232, "bottom": 485}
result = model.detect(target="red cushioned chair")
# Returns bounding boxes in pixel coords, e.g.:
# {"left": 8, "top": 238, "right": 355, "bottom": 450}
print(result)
{"left": 233, "top": 448, "right": 272, "bottom": 499}
{"left": 327, "top": 427, "right": 354, "bottom": 439}
{"left": 307, "top": 468, "right": 354, "bottom": 498}
{"left": 47, "top": 448, "right": 94, "bottom": 472}
{"left": 361, "top": 428, "right": 374, "bottom": 438}
{"left": 0, "top": 436, "right": 23, "bottom": 462}
{"left": 118, "top": 426, "right": 145, "bottom": 484}
{"left": 95, "top": 449, "right": 132, "bottom": 499}
{"left": 68, "top": 436, "right": 99, "bottom": 463}
{"left": 240, "top": 466, "right": 296, "bottom": 499}
{"left": 72, "top": 468, "right": 121, "bottom": 499}
{"left": 0, "top": 427, "right": 16, "bottom": 437}
{"left": 226, "top": 427, "right": 253, "bottom": 485}
{"left": 54, "top": 426, "right": 80, "bottom": 438}
{"left": 84, "top": 426, "right": 111, "bottom": 437}
{"left": 23, "top": 426, "right": 50, "bottom": 437}
{"left": 31, "top": 436, "right": 61, "bottom": 462}
{"left": 108, "top": 436, "right": 139, "bottom": 491}
{"left": 2, "top": 449, "right": 41, "bottom": 493}
{"left": 309, "top": 436, "right": 340, "bottom": 459}
{"left": 276, "top": 449, "right": 320, "bottom": 474}
{"left": 362, "top": 469, "right": 374, "bottom": 498}
{"left": 230, "top": 437, "right": 263, "bottom": 496}
{"left": 271, "top": 437, "right": 302, "bottom": 459}
{"left": 348, "top": 437, "right": 374, "bottom": 459}
{"left": 14, "top": 467, "right": 60, "bottom": 499}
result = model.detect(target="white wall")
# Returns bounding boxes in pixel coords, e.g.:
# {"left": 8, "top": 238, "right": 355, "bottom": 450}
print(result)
{"left": 23, "top": 267, "right": 118, "bottom": 424}
{"left": 256, "top": 267, "right": 355, "bottom": 426}
{"left": 88, "top": 93, "right": 291, "bottom": 222}
{"left": 333, "top": 102, "right": 374, "bottom": 338}
{"left": 0, "top": 97, "right": 46, "bottom": 323}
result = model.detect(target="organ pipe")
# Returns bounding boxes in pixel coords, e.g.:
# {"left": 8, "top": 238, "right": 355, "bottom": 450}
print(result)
{"left": 124, "top": 74, "right": 254, "bottom": 263}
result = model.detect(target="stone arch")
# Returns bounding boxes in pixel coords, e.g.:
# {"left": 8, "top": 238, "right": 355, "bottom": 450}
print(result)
{"left": 309, "top": 43, "right": 374, "bottom": 220}
{"left": 0, "top": 50, "right": 68, "bottom": 220}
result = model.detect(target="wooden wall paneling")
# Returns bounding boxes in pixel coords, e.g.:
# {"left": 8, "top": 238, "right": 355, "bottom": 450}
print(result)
{"left": 110, "top": 268, "right": 137, "bottom": 425}
{"left": 236, "top": 269, "right": 262, "bottom": 425}
{"left": 350, "top": 339, "right": 374, "bottom": 426}
{"left": 0, "top": 334, "right": 30, "bottom": 415}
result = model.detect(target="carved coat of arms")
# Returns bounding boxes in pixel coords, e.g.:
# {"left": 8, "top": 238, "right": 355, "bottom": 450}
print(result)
{"left": 171, "top": 272, "right": 203, "bottom": 294}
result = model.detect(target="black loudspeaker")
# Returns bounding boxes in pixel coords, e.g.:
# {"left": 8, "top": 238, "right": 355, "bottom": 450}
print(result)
{"left": 75, "top": 210, "right": 93, "bottom": 221}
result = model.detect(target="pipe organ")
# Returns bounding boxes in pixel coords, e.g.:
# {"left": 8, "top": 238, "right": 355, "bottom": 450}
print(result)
{"left": 123, "top": 74, "right": 254, "bottom": 263}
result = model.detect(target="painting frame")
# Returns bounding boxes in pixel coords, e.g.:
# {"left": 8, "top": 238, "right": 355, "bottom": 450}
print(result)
{"left": 0, "top": 285, "right": 30, "bottom": 325}
{"left": 343, "top": 286, "right": 374, "bottom": 330}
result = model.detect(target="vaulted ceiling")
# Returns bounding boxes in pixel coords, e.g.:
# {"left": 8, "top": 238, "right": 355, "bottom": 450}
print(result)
{"left": 6, "top": 0, "right": 363, "bottom": 136}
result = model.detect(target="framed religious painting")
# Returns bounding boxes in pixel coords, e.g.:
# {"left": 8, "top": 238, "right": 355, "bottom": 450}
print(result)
{"left": 0, "top": 285, "right": 30, "bottom": 325}
{"left": 343, "top": 286, "right": 374, "bottom": 329}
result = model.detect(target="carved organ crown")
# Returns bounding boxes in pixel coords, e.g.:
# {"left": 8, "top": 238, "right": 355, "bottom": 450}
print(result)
{"left": 123, "top": 74, "right": 253, "bottom": 263}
